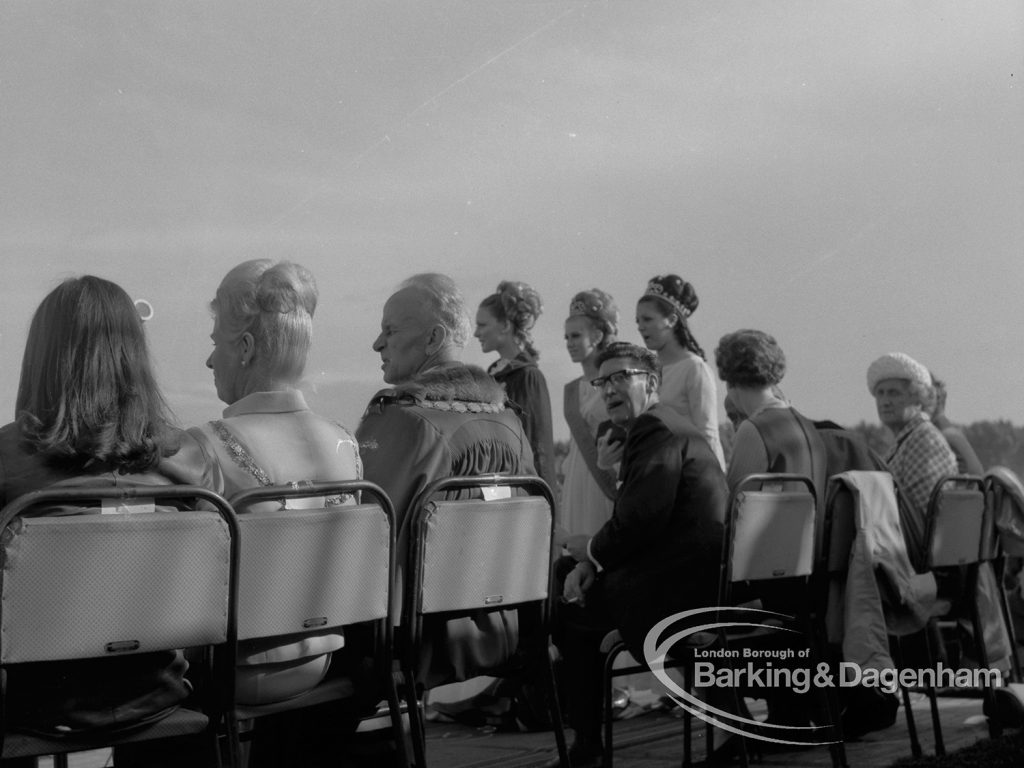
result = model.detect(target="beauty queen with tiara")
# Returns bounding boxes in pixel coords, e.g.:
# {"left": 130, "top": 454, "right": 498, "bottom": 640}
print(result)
{"left": 635, "top": 274, "right": 725, "bottom": 468}
{"left": 559, "top": 289, "right": 620, "bottom": 537}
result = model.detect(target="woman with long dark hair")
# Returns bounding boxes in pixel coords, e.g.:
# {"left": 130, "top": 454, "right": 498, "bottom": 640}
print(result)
{"left": 0, "top": 275, "right": 213, "bottom": 767}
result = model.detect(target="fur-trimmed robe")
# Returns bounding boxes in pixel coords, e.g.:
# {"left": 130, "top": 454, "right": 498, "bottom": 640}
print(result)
{"left": 357, "top": 362, "right": 536, "bottom": 686}
{"left": 357, "top": 362, "right": 535, "bottom": 532}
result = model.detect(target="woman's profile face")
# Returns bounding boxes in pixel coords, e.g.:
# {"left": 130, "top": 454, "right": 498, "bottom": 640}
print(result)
{"left": 635, "top": 299, "right": 675, "bottom": 353}
{"left": 474, "top": 306, "right": 508, "bottom": 354}
{"left": 564, "top": 315, "right": 602, "bottom": 364}
{"left": 206, "top": 312, "right": 244, "bottom": 405}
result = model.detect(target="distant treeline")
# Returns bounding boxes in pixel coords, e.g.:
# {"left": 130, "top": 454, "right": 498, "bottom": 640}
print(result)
{"left": 551, "top": 419, "right": 1024, "bottom": 491}
{"left": 845, "top": 419, "right": 1024, "bottom": 479}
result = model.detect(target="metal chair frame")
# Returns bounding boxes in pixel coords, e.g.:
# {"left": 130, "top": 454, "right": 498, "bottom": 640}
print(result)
{"left": 719, "top": 473, "right": 847, "bottom": 768}
{"left": 0, "top": 485, "right": 239, "bottom": 768}
{"left": 225, "top": 480, "right": 405, "bottom": 768}
{"left": 896, "top": 474, "right": 1014, "bottom": 758}
{"left": 397, "top": 474, "right": 569, "bottom": 768}
{"left": 599, "top": 629, "right": 706, "bottom": 768}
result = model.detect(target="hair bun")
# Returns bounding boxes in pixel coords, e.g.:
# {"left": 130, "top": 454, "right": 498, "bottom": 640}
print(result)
{"left": 568, "top": 289, "right": 619, "bottom": 336}
{"left": 256, "top": 262, "right": 318, "bottom": 317}
{"left": 496, "top": 280, "right": 542, "bottom": 332}
{"left": 644, "top": 274, "right": 698, "bottom": 317}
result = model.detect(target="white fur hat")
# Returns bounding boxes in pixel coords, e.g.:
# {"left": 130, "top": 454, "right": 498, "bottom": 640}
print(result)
{"left": 867, "top": 352, "right": 930, "bottom": 394}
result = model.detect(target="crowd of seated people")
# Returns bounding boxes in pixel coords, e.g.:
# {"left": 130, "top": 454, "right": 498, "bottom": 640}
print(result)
{"left": 0, "top": 264, "right": 1019, "bottom": 768}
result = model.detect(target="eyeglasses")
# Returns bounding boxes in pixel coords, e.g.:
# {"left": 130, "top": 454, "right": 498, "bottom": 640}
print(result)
{"left": 590, "top": 369, "right": 649, "bottom": 389}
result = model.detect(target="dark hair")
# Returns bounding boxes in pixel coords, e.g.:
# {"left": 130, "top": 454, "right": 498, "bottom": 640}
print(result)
{"left": 639, "top": 274, "right": 705, "bottom": 359}
{"left": 479, "top": 280, "right": 543, "bottom": 359}
{"left": 16, "top": 276, "right": 177, "bottom": 472}
{"left": 213, "top": 259, "right": 318, "bottom": 384}
{"left": 595, "top": 341, "right": 662, "bottom": 382}
{"left": 714, "top": 329, "right": 787, "bottom": 388}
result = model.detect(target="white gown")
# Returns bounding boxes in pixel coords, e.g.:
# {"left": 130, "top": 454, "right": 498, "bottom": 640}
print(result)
{"left": 560, "top": 377, "right": 616, "bottom": 536}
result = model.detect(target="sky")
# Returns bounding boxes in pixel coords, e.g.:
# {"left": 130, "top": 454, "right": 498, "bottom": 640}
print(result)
{"left": 1, "top": 0, "right": 1022, "bottom": 440}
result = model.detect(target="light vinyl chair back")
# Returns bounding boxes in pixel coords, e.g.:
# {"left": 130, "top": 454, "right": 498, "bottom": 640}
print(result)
{"left": 415, "top": 496, "right": 551, "bottom": 616}
{"left": 925, "top": 475, "right": 985, "bottom": 569}
{"left": 0, "top": 485, "right": 238, "bottom": 764}
{"left": 231, "top": 481, "right": 394, "bottom": 642}
{"left": 404, "top": 474, "right": 554, "bottom": 653}
{"left": 721, "top": 473, "right": 817, "bottom": 600}
{"left": 226, "top": 480, "right": 402, "bottom": 767}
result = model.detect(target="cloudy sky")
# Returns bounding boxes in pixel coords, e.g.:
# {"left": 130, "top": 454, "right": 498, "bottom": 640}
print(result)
{"left": 1, "top": 1, "right": 1021, "bottom": 439}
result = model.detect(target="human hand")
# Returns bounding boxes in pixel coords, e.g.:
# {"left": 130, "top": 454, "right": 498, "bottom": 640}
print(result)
{"left": 596, "top": 430, "right": 624, "bottom": 470}
{"left": 563, "top": 561, "right": 597, "bottom": 604}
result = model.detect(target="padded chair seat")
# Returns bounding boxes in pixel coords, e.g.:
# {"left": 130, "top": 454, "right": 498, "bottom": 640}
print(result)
{"left": 2, "top": 707, "right": 209, "bottom": 758}
{"left": 233, "top": 676, "right": 356, "bottom": 720}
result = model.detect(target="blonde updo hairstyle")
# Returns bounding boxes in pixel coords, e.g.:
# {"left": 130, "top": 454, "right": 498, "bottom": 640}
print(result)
{"left": 212, "top": 259, "right": 318, "bottom": 386}
{"left": 568, "top": 288, "right": 619, "bottom": 352}
{"left": 479, "top": 280, "right": 544, "bottom": 359}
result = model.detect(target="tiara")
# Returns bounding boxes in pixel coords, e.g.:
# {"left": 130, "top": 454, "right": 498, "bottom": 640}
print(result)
{"left": 570, "top": 298, "right": 596, "bottom": 317}
{"left": 643, "top": 280, "right": 690, "bottom": 319}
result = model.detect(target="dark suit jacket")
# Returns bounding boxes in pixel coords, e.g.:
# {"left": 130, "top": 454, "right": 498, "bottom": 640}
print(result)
{"left": 589, "top": 404, "right": 727, "bottom": 654}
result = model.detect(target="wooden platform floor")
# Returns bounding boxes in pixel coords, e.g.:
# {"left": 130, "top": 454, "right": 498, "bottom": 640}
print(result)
{"left": 36, "top": 691, "right": 1022, "bottom": 767}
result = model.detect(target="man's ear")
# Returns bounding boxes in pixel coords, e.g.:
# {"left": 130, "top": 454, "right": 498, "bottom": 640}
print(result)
{"left": 647, "top": 373, "right": 660, "bottom": 395}
{"left": 424, "top": 324, "right": 448, "bottom": 354}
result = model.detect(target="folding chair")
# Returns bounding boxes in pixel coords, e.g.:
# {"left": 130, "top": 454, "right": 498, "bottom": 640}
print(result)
{"left": 0, "top": 485, "right": 239, "bottom": 768}
{"left": 599, "top": 622, "right": 716, "bottom": 768}
{"left": 225, "top": 480, "right": 404, "bottom": 768}
{"left": 719, "top": 473, "right": 847, "bottom": 768}
{"left": 895, "top": 474, "right": 1005, "bottom": 757}
{"left": 397, "top": 474, "right": 569, "bottom": 768}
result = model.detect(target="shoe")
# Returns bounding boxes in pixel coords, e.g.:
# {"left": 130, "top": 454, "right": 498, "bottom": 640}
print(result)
{"left": 986, "top": 684, "right": 1024, "bottom": 727}
{"left": 841, "top": 687, "right": 899, "bottom": 739}
{"left": 429, "top": 693, "right": 511, "bottom": 727}
{"left": 611, "top": 687, "right": 630, "bottom": 711}
{"left": 540, "top": 738, "right": 602, "bottom": 768}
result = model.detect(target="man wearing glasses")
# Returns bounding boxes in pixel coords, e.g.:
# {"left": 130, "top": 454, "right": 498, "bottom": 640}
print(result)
{"left": 549, "top": 342, "right": 727, "bottom": 768}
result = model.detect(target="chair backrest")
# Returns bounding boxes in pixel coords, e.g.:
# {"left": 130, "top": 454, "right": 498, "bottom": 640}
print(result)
{"left": 230, "top": 481, "right": 395, "bottom": 641}
{"left": 722, "top": 474, "right": 817, "bottom": 595}
{"left": 0, "top": 486, "right": 237, "bottom": 665}
{"left": 404, "top": 474, "right": 554, "bottom": 622}
{"left": 925, "top": 476, "right": 985, "bottom": 569}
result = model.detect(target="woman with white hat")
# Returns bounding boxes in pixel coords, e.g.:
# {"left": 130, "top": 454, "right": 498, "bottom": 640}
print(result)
{"left": 866, "top": 351, "right": 956, "bottom": 563}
